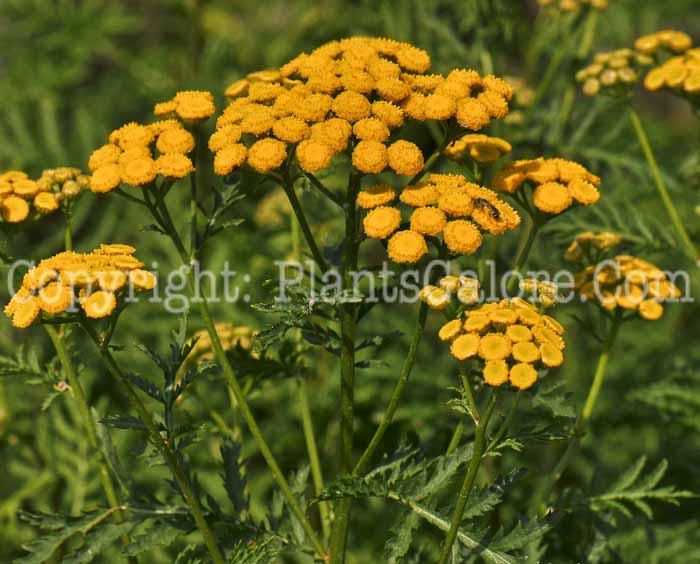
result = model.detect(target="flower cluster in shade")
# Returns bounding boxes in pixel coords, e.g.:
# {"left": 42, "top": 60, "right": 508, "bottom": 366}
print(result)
{"left": 4, "top": 244, "right": 156, "bottom": 328}
{"left": 186, "top": 322, "right": 258, "bottom": 366}
{"left": 574, "top": 255, "right": 680, "bottom": 320}
{"left": 576, "top": 48, "right": 653, "bottom": 96}
{"left": 578, "top": 30, "right": 698, "bottom": 98}
{"left": 564, "top": 231, "right": 623, "bottom": 262}
{"left": 444, "top": 134, "right": 512, "bottom": 164}
{"left": 358, "top": 173, "right": 521, "bottom": 263}
{"left": 537, "top": 0, "right": 609, "bottom": 12}
{"left": 210, "top": 37, "right": 514, "bottom": 177}
{"left": 492, "top": 158, "right": 601, "bottom": 214}
{"left": 1, "top": 169, "right": 88, "bottom": 223}
{"left": 88, "top": 113, "right": 203, "bottom": 193}
{"left": 419, "top": 275, "right": 481, "bottom": 310}
{"left": 437, "top": 297, "right": 566, "bottom": 390}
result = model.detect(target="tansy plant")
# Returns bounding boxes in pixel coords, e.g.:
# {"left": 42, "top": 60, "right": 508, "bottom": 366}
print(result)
{"left": 1, "top": 33, "right": 693, "bottom": 564}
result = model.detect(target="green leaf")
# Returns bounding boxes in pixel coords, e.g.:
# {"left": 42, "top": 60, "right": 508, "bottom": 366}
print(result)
{"left": 384, "top": 511, "right": 421, "bottom": 564}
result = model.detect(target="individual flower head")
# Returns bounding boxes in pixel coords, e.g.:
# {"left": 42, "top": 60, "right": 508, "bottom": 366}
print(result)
{"left": 492, "top": 157, "right": 601, "bottom": 215}
{"left": 444, "top": 134, "right": 512, "bottom": 164}
{"left": 573, "top": 254, "right": 680, "bottom": 320}
{"left": 88, "top": 119, "right": 196, "bottom": 193}
{"left": 4, "top": 245, "right": 156, "bottom": 328}
{"left": 437, "top": 297, "right": 566, "bottom": 390}
{"left": 211, "top": 37, "right": 513, "bottom": 178}
{"left": 1, "top": 168, "right": 88, "bottom": 224}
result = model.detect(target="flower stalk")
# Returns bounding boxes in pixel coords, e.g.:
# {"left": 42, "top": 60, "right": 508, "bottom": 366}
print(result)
{"left": 437, "top": 390, "right": 497, "bottom": 564}
{"left": 628, "top": 107, "right": 700, "bottom": 267}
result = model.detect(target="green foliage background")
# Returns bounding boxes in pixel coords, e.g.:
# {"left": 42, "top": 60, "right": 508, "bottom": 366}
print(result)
{"left": 1, "top": 0, "right": 699, "bottom": 562}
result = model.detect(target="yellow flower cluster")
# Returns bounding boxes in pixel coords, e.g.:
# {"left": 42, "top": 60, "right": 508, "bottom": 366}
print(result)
{"left": 444, "top": 134, "right": 512, "bottom": 164}
{"left": 537, "top": 0, "right": 609, "bottom": 11}
{"left": 359, "top": 173, "right": 520, "bottom": 263}
{"left": 4, "top": 244, "right": 156, "bottom": 329}
{"left": 565, "top": 231, "right": 623, "bottom": 262}
{"left": 419, "top": 275, "right": 480, "bottom": 310}
{"left": 492, "top": 158, "right": 601, "bottom": 214}
{"left": 576, "top": 49, "right": 653, "bottom": 96}
{"left": 88, "top": 118, "right": 197, "bottom": 193}
{"left": 438, "top": 297, "right": 566, "bottom": 390}
{"left": 187, "top": 322, "right": 257, "bottom": 363}
{"left": 575, "top": 255, "right": 680, "bottom": 320}
{"left": 635, "top": 29, "right": 694, "bottom": 56}
{"left": 1, "top": 169, "right": 88, "bottom": 223}
{"left": 211, "top": 37, "right": 513, "bottom": 176}
{"left": 154, "top": 91, "right": 216, "bottom": 123}
{"left": 644, "top": 48, "right": 700, "bottom": 95}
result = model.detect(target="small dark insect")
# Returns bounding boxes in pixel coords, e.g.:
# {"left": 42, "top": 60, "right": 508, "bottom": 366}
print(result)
{"left": 473, "top": 198, "right": 501, "bottom": 220}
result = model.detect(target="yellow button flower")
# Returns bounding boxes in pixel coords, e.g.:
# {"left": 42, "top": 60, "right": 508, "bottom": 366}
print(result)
{"left": 82, "top": 291, "right": 117, "bottom": 319}
{"left": 156, "top": 154, "right": 195, "bottom": 179}
{"left": 352, "top": 140, "right": 388, "bottom": 174}
{"left": 509, "top": 363, "right": 538, "bottom": 390}
{"left": 1, "top": 195, "right": 30, "bottom": 222}
{"left": 387, "top": 140, "right": 424, "bottom": 176}
{"left": 214, "top": 144, "right": 247, "bottom": 176}
{"left": 450, "top": 333, "right": 480, "bottom": 360}
{"left": 356, "top": 184, "right": 396, "bottom": 209}
{"left": 121, "top": 157, "right": 157, "bottom": 186}
{"left": 387, "top": 230, "right": 428, "bottom": 263}
{"left": 363, "top": 206, "right": 401, "bottom": 239}
{"left": 156, "top": 127, "right": 195, "bottom": 154}
{"left": 483, "top": 360, "right": 509, "bottom": 386}
{"left": 296, "top": 139, "right": 334, "bottom": 173}
{"left": 443, "top": 220, "right": 483, "bottom": 254}
{"left": 409, "top": 206, "right": 447, "bottom": 236}
{"left": 247, "top": 138, "right": 287, "bottom": 172}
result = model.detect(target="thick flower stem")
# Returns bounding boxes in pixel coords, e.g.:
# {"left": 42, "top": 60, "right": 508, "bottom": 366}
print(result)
{"left": 437, "top": 392, "right": 497, "bottom": 564}
{"left": 149, "top": 189, "right": 325, "bottom": 558}
{"left": 536, "top": 315, "right": 621, "bottom": 508}
{"left": 81, "top": 324, "right": 225, "bottom": 564}
{"left": 329, "top": 172, "right": 361, "bottom": 564}
{"left": 44, "top": 326, "right": 132, "bottom": 552}
{"left": 629, "top": 107, "right": 700, "bottom": 266}
{"left": 353, "top": 302, "right": 428, "bottom": 476}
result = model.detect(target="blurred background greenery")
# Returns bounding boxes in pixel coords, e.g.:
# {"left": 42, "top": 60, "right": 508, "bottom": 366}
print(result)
{"left": 2, "top": 0, "right": 700, "bottom": 562}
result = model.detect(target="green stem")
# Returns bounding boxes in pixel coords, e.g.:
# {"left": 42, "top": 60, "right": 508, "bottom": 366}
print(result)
{"left": 81, "top": 324, "right": 225, "bottom": 564}
{"left": 329, "top": 172, "right": 362, "bottom": 564}
{"left": 353, "top": 302, "right": 428, "bottom": 476}
{"left": 445, "top": 421, "right": 465, "bottom": 456}
{"left": 437, "top": 392, "right": 497, "bottom": 564}
{"left": 64, "top": 215, "right": 73, "bottom": 252}
{"left": 151, "top": 191, "right": 325, "bottom": 558}
{"left": 44, "top": 326, "right": 130, "bottom": 546}
{"left": 459, "top": 369, "right": 480, "bottom": 424}
{"left": 628, "top": 107, "right": 700, "bottom": 266}
{"left": 299, "top": 381, "right": 331, "bottom": 543}
{"left": 281, "top": 177, "right": 329, "bottom": 272}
